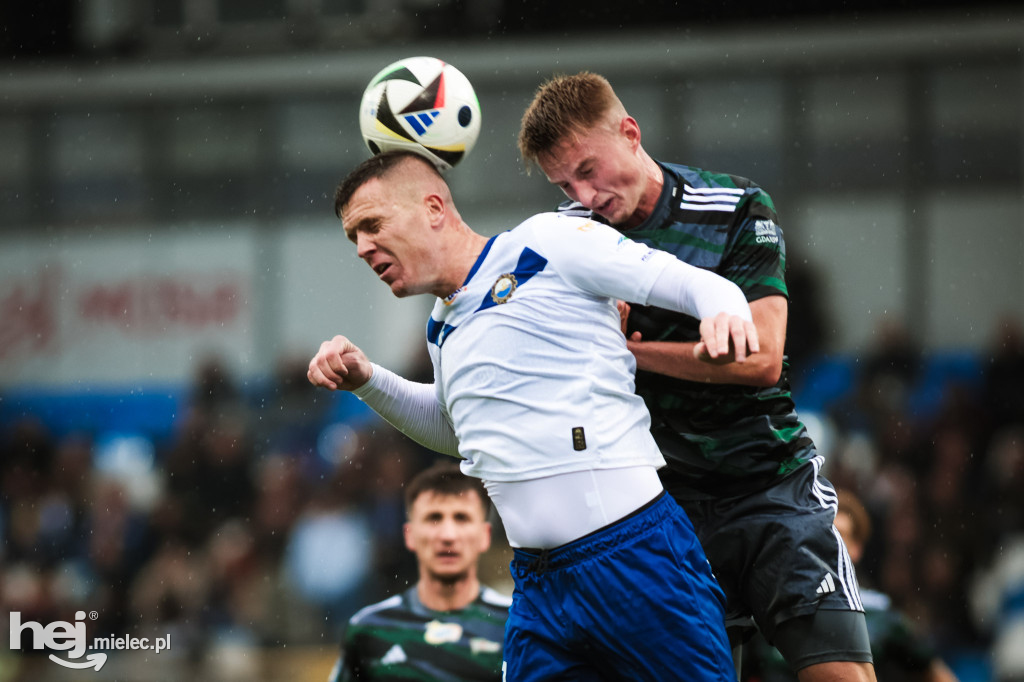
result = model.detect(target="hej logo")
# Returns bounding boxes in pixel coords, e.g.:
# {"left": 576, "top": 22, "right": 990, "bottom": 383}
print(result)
{"left": 10, "top": 610, "right": 107, "bottom": 671}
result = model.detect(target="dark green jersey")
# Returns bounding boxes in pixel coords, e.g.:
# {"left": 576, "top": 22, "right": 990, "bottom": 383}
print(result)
{"left": 329, "top": 585, "right": 510, "bottom": 682}
{"left": 559, "top": 161, "right": 814, "bottom": 499}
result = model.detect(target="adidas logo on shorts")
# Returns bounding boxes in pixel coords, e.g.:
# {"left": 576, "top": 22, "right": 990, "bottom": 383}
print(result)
{"left": 816, "top": 574, "right": 836, "bottom": 595}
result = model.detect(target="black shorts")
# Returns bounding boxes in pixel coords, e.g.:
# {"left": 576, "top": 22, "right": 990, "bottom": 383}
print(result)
{"left": 676, "top": 457, "right": 865, "bottom": 647}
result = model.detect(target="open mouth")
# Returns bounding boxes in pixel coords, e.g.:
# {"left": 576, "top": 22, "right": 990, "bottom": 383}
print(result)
{"left": 373, "top": 263, "right": 391, "bottom": 277}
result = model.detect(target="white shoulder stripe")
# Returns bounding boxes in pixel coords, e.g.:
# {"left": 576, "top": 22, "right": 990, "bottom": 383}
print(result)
{"left": 480, "top": 586, "right": 513, "bottom": 608}
{"left": 682, "top": 193, "right": 741, "bottom": 205}
{"left": 349, "top": 593, "right": 403, "bottom": 624}
{"left": 679, "top": 202, "right": 739, "bottom": 212}
{"left": 679, "top": 185, "right": 743, "bottom": 212}
{"left": 684, "top": 184, "right": 745, "bottom": 195}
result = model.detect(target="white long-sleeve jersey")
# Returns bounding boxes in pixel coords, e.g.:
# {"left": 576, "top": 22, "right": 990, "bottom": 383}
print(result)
{"left": 354, "top": 212, "right": 751, "bottom": 484}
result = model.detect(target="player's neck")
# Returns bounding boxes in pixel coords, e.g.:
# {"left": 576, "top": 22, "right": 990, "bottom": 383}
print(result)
{"left": 433, "top": 227, "right": 490, "bottom": 299}
{"left": 417, "top": 574, "right": 481, "bottom": 612}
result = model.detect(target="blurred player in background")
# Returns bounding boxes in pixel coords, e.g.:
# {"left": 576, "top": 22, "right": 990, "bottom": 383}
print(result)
{"left": 741, "top": 488, "right": 961, "bottom": 682}
{"left": 519, "top": 72, "right": 875, "bottom": 682}
{"left": 328, "top": 461, "right": 508, "bottom": 682}
{"left": 309, "top": 150, "right": 759, "bottom": 680}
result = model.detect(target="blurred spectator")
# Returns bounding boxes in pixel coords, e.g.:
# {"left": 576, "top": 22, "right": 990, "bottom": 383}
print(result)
{"left": 129, "top": 538, "right": 209, "bottom": 664}
{"left": 252, "top": 453, "right": 306, "bottom": 559}
{"left": 830, "top": 317, "right": 923, "bottom": 442}
{"left": 160, "top": 356, "right": 259, "bottom": 561}
{"left": 979, "top": 426, "right": 1024, "bottom": 544}
{"left": 282, "top": 458, "right": 376, "bottom": 637}
{"left": 362, "top": 435, "right": 422, "bottom": 598}
{"left": 252, "top": 353, "right": 334, "bottom": 472}
{"left": 863, "top": 318, "right": 924, "bottom": 398}
{"left": 1, "top": 417, "right": 55, "bottom": 510}
{"left": 189, "top": 355, "right": 246, "bottom": 418}
{"left": 982, "top": 315, "right": 1024, "bottom": 431}
{"left": 784, "top": 258, "right": 830, "bottom": 378}
{"left": 971, "top": 535, "right": 1024, "bottom": 682}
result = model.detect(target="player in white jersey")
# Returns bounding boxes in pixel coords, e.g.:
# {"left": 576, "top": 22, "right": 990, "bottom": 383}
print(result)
{"left": 307, "top": 150, "right": 759, "bottom": 680}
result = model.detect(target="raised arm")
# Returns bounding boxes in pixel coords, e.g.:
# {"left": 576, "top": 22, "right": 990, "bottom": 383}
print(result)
{"left": 625, "top": 295, "right": 785, "bottom": 387}
{"left": 308, "top": 335, "right": 460, "bottom": 457}
{"left": 539, "top": 216, "right": 760, "bottom": 365}
{"left": 641, "top": 256, "right": 760, "bottom": 364}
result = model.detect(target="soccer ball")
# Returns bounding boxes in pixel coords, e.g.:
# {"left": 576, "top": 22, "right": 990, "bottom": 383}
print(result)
{"left": 359, "top": 56, "right": 481, "bottom": 171}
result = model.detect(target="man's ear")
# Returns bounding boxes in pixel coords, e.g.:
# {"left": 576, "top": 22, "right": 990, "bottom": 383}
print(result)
{"left": 480, "top": 522, "right": 492, "bottom": 554}
{"left": 620, "top": 115, "right": 642, "bottom": 151}
{"left": 403, "top": 522, "right": 415, "bottom": 552}
{"left": 424, "top": 193, "right": 446, "bottom": 228}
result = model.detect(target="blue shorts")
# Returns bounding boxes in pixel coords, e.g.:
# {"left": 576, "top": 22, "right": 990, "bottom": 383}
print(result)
{"left": 503, "top": 492, "right": 735, "bottom": 681}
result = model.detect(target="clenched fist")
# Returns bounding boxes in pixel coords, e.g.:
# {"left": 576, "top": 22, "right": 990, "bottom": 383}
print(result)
{"left": 307, "top": 335, "right": 374, "bottom": 391}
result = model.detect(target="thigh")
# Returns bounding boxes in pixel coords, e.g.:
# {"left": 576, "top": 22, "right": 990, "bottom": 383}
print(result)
{"left": 503, "top": 573, "right": 583, "bottom": 681}
{"left": 505, "top": 560, "right": 615, "bottom": 681}
{"left": 690, "top": 461, "right": 864, "bottom": 643}
{"left": 567, "top": 510, "right": 735, "bottom": 680}
{"left": 773, "top": 608, "right": 873, "bottom": 672}
{"left": 797, "top": 661, "right": 876, "bottom": 682}
{"left": 502, "top": 629, "right": 605, "bottom": 682}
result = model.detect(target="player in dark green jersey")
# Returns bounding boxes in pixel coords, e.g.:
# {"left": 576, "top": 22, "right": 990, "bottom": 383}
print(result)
{"left": 328, "top": 462, "right": 509, "bottom": 682}
{"left": 519, "top": 72, "right": 876, "bottom": 682}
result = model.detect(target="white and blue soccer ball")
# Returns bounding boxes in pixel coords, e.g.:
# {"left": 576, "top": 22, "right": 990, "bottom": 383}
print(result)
{"left": 359, "top": 56, "right": 482, "bottom": 171}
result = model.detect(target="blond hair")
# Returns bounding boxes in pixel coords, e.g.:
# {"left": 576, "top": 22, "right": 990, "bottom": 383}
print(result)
{"left": 518, "top": 72, "right": 624, "bottom": 170}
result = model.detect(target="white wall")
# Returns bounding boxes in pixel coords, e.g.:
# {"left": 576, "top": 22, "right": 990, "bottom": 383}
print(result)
{"left": 0, "top": 222, "right": 431, "bottom": 390}
{"left": 926, "top": 192, "right": 1024, "bottom": 349}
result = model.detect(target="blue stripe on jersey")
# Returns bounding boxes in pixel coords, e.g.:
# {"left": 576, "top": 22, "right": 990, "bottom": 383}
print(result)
{"left": 465, "top": 234, "right": 499, "bottom": 284}
{"left": 426, "top": 235, "right": 500, "bottom": 348}
{"left": 426, "top": 318, "right": 457, "bottom": 347}
{"left": 474, "top": 247, "right": 548, "bottom": 313}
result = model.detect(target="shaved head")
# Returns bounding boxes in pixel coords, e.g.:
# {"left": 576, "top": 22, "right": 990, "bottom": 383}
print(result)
{"left": 333, "top": 149, "right": 483, "bottom": 299}
{"left": 334, "top": 151, "right": 449, "bottom": 219}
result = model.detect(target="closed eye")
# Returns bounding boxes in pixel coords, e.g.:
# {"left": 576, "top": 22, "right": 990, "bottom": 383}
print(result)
{"left": 345, "top": 217, "right": 382, "bottom": 243}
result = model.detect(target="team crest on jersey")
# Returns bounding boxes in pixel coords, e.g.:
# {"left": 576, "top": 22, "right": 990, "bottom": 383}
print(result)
{"left": 424, "top": 620, "right": 463, "bottom": 644}
{"left": 490, "top": 273, "right": 517, "bottom": 304}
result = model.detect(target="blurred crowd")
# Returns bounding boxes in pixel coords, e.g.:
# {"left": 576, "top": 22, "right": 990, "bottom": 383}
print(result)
{"left": 0, "top": 354, "right": 487, "bottom": 681}
{"left": 789, "top": 304, "right": 1024, "bottom": 681}
{"left": 1, "top": 310, "right": 1023, "bottom": 681}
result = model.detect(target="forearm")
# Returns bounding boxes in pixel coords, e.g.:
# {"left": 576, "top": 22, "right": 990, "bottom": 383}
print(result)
{"left": 352, "top": 364, "right": 461, "bottom": 457}
{"left": 628, "top": 339, "right": 779, "bottom": 386}
{"left": 646, "top": 259, "right": 751, "bottom": 321}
